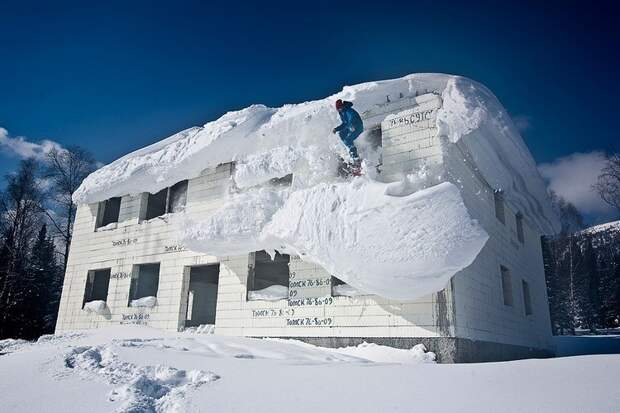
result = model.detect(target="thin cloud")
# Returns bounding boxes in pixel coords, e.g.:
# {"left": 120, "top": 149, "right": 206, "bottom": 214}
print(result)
{"left": 0, "top": 127, "right": 65, "bottom": 160}
{"left": 539, "top": 151, "right": 614, "bottom": 216}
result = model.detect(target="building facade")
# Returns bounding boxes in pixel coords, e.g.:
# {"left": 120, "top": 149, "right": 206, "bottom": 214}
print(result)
{"left": 56, "top": 93, "right": 554, "bottom": 362}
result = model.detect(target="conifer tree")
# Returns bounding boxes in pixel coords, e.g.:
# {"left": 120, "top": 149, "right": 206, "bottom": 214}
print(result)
{"left": 29, "top": 224, "right": 61, "bottom": 333}
{"left": 578, "top": 236, "right": 599, "bottom": 332}
{"left": 0, "top": 159, "right": 44, "bottom": 339}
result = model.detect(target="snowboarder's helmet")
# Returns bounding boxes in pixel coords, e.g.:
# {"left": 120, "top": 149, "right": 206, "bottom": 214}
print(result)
{"left": 335, "top": 99, "right": 345, "bottom": 110}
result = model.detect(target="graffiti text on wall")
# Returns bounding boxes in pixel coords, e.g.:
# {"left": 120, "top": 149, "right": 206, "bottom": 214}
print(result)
{"left": 112, "top": 238, "right": 138, "bottom": 247}
{"left": 111, "top": 271, "right": 131, "bottom": 280}
{"left": 286, "top": 317, "right": 333, "bottom": 326}
{"left": 289, "top": 277, "right": 331, "bottom": 289}
{"left": 388, "top": 109, "right": 435, "bottom": 128}
{"left": 120, "top": 313, "right": 150, "bottom": 325}
{"left": 288, "top": 271, "right": 331, "bottom": 300}
{"left": 252, "top": 308, "right": 295, "bottom": 318}
{"left": 164, "top": 244, "right": 186, "bottom": 253}
{"left": 288, "top": 297, "right": 334, "bottom": 307}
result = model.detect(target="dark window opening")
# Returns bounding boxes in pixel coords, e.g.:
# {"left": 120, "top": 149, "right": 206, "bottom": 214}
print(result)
{"left": 145, "top": 188, "right": 168, "bottom": 220}
{"left": 367, "top": 126, "right": 383, "bottom": 150}
{"left": 169, "top": 180, "right": 188, "bottom": 213}
{"left": 96, "top": 197, "right": 121, "bottom": 228}
{"left": 516, "top": 212, "right": 524, "bottom": 243}
{"left": 494, "top": 190, "right": 505, "bottom": 224}
{"left": 331, "top": 276, "right": 346, "bottom": 288}
{"left": 144, "top": 180, "right": 188, "bottom": 220}
{"left": 331, "top": 276, "right": 364, "bottom": 296}
{"left": 522, "top": 280, "right": 532, "bottom": 315}
{"left": 247, "top": 250, "right": 290, "bottom": 298}
{"left": 128, "top": 263, "right": 160, "bottom": 305}
{"left": 83, "top": 268, "right": 111, "bottom": 307}
{"left": 500, "top": 265, "right": 513, "bottom": 306}
{"left": 331, "top": 276, "right": 346, "bottom": 296}
{"left": 185, "top": 264, "right": 220, "bottom": 327}
{"left": 269, "top": 174, "right": 293, "bottom": 187}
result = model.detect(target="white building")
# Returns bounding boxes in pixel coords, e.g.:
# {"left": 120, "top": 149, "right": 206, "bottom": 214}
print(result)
{"left": 56, "top": 77, "right": 556, "bottom": 362}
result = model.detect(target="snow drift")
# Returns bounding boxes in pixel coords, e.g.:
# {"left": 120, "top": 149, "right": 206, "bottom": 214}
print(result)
{"left": 1, "top": 326, "right": 617, "bottom": 413}
{"left": 82, "top": 301, "right": 108, "bottom": 315}
{"left": 72, "top": 73, "right": 559, "bottom": 300}
{"left": 129, "top": 296, "right": 157, "bottom": 308}
{"left": 184, "top": 180, "right": 488, "bottom": 300}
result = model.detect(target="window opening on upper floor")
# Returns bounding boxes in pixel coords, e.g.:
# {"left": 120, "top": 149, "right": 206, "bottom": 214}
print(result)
{"left": 96, "top": 197, "right": 121, "bottom": 229}
{"left": 500, "top": 265, "right": 513, "bottom": 307}
{"left": 494, "top": 190, "right": 505, "bottom": 224}
{"left": 516, "top": 212, "right": 524, "bottom": 243}
{"left": 143, "top": 180, "right": 188, "bottom": 220}
{"left": 269, "top": 173, "right": 293, "bottom": 187}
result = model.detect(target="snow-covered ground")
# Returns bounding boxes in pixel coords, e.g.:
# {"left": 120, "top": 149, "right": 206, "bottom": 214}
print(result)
{"left": 0, "top": 326, "right": 618, "bottom": 413}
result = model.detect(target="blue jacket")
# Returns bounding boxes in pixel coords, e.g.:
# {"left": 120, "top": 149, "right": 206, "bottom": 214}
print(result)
{"left": 334, "top": 101, "right": 363, "bottom": 139}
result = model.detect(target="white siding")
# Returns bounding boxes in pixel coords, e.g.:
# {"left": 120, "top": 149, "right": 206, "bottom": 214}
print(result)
{"left": 56, "top": 164, "right": 233, "bottom": 332}
{"left": 441, "top": 121, "right": 553, "bottom": 350}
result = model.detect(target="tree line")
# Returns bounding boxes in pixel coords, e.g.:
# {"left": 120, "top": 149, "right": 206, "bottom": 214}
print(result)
{"left": 0, "top": 148, "right": 96, "bottom": 340}
{"left": 543, "top": 221, "right": 620, "bottom": 334}
{"left": 543, "top": 177, "right": 620, "bottom": 334}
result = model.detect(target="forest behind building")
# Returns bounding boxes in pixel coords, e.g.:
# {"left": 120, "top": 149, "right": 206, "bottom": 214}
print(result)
{"left": 0, "top": 150, "right": 619, "bottom": 340}
{"left": 0, "top": 148, "right": 96, "bottom": 339}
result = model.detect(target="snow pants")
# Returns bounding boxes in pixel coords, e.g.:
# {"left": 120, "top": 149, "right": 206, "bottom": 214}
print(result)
{"left": 339, "top": 129, "right": 361, "bottom": 160}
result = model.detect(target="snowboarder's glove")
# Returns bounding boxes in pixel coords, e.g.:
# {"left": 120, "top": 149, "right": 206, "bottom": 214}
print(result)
{"left": 332, "top": 127, "right": 338, "bottom": 134}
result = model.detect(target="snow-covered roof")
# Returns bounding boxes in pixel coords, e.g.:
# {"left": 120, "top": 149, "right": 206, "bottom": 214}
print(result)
{"left": 73, "top": 73, "right": 560, "bottom": 300}
{"left": 73, "top": 73, "right": 558, "bottom": 234}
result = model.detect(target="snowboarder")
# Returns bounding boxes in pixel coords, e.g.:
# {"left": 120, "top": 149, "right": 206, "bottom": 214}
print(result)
{"left": 333, "top": 99, "right": 363, "bottom": 175}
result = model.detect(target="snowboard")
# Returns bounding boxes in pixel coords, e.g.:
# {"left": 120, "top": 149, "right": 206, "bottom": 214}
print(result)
{"left": 338, "top": 157, "right": 363, "bottom": 178}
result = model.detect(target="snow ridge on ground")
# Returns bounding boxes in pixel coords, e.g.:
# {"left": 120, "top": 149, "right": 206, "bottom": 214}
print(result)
{"left": 0, "top": 338, "right": 28, "bottom": 354}
{"left": 63, "top": 344, "right": 218, "bottom": 413}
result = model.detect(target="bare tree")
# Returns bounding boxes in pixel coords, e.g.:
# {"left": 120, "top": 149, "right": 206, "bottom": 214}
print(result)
{"left": 594, "top": 154, "right": 620, "bottom": 212}
{"left": 0, "top": 159, "right": 44, "bottom": 276}
{"left": 43, "top": 146, "right": 97, "bottom": 272}
{"left": 0, "top": 159, "right": 45, "bottom": 338}
{"left": 549, "top": 190, "right": 584, "bottom": 234}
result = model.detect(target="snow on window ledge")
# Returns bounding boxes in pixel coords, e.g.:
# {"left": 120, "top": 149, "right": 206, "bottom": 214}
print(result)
{"left": 183, "top": 324, "right": 216, "bottom": 334}
{"left": 95, "top": 222, "right": 118, "bottom": 232}
{"left": 140, "top": 212, "right": 187, "bottom": 225}
{"left": 82, "top": 300, "right": 109, "bottom": 315}
{"left": 140, "top": 213, "right": 170, "bottom": 224}
{"left": 248, "top": 285, "right": 289, "bottom": 301}
{"left": 129, "top": 296, "right": 158, "bottom": 308}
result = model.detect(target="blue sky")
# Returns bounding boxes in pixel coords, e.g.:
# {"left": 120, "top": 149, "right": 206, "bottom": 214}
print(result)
{"left": 0, "top": 0, "right": 618, "bottom": 224}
